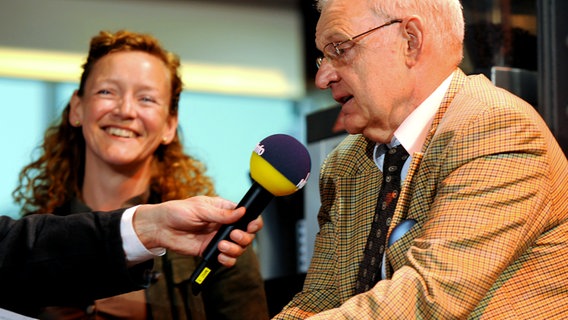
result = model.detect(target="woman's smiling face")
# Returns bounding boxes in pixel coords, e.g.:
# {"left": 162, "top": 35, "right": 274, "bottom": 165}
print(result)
{"left": 70, "top": 50, "right": 178, "bottom": 170}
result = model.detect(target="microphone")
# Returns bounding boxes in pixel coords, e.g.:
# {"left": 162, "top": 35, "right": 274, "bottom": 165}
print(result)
{"left": 189, "top": 133, "right": 311, "bottom": 295}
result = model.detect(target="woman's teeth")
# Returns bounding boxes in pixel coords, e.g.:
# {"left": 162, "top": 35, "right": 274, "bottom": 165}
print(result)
{"left": 106, "top": 127, "right": 135, "bottom": 138}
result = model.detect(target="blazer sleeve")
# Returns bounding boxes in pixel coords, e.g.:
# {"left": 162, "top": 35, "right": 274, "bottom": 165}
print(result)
{"left": 274, "top": 146, "right": 351, "bottom": 319}
{"left": 275, "top": 134, "right": 379, "bottom": 320}
{"left": 0, "top": 210, "right": 152, "bottom": 315}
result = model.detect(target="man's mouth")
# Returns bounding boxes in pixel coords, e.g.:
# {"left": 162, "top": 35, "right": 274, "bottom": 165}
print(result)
{"left": 339, "top": 95, "right": 353, "bottom": 105}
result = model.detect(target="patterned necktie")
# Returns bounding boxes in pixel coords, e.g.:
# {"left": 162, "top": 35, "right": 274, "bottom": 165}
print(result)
{"left": 355, "top": 144, "right": 409, "bottom": 293}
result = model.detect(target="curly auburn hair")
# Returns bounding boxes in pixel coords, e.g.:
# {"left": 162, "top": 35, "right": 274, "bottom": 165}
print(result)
{"left": 13, "top": 30, "right": 214, "bottom": 215}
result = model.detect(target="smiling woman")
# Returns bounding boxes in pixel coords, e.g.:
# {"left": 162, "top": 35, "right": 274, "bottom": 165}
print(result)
{"left": 11, "top": 30, "right": 269, "bottom": 320}
{"left": 68, "top": 50, "right": 178, "bottom": 188}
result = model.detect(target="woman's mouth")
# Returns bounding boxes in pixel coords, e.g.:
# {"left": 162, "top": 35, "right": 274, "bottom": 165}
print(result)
{"left": 105, "top": 127, "right": 136, "bottom": 138}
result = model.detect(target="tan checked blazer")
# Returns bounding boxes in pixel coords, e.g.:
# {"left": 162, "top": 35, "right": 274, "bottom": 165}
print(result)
{"left": 275, "top": 69, "right": 568, "bottom": 319}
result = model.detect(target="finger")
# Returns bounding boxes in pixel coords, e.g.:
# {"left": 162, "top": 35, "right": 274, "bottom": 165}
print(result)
{"left": 217, "top": 253, "right": 237, "bottom": 268}
{"left": 218, "top": 239, "right": 245, "bottom": 257}
{"left": 207, "top": 196, "right": 238, "bottom": 210}
{"left": 247, "top": 216, "right": 263, "bottom": 233}
{"left": 216, "top": 240, "right": 244, "bottom": 267}
{"left": 221, "top": 207, "right": 247, "bottom": 224}
{"left": 229, "top": 229, "right": 256, "bottom": 247}
{"left": 201, "top": 206, "right": 246, "bottom": 227}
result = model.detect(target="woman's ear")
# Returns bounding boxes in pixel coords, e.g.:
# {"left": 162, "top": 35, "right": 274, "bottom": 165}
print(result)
{"left": 162, "top": 114, "right": 179, "bottom": 145}
{"left": 69, "top": 90, "right": 83, "bottom": 127}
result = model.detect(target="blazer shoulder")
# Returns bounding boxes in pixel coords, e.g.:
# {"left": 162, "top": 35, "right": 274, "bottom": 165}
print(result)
{"left": 459, "top": 74, "right": 535, "bottom": 114}
{"left": 322, "top": 134, "right": 376, "bottom": 177}
{"left": 441, "top": 73, "right": 542, "bottom": 133}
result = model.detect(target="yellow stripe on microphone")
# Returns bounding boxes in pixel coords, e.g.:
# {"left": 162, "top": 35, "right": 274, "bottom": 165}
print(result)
{"left": 250, "top": 152, "right": 297, "bottom": 196}
{"left": 195, "top": 267, "right": 211, "bottom": 284}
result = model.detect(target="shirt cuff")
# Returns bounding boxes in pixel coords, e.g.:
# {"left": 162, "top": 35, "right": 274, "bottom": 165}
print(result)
{"left": 121, "top": 205, "right": 166, "bottom": 265}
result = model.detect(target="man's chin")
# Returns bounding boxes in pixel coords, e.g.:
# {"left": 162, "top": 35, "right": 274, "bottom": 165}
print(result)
{"left": 343, "top": 120, "right": 365, "bottom": 135}
{"left": 344, "top": 128, "right": 361, "bottom": 135}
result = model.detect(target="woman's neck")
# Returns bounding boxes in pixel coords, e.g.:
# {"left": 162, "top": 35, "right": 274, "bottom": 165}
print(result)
{"left": 81, "top": 158, "right": 153, "bottom": 211}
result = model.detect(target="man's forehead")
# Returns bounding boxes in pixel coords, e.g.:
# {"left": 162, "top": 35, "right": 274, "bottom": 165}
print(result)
{"left": 316, "top": 3, "right": 374, "bottom": 42}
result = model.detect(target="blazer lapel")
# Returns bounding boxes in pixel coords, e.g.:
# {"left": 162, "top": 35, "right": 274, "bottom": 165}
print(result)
{"left": 333, "top": 136, "right": 382, "bottom": 301}
{"left": 383, "top": 69, "right": 468, "bottom": 278}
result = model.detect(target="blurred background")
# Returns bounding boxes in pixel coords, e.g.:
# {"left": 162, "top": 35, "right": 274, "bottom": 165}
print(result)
{"left": 0, "top": 0, "right": 566, "bottom": 316}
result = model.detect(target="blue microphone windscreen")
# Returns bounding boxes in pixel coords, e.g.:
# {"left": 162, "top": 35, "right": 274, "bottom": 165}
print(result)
{"left": 250, "top": 134, "right": 311, "bottom": 196}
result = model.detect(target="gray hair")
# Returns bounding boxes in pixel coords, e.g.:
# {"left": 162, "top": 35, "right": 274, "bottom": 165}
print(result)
{"left": 315, "top": 0, "right": 465, "bottom": 66}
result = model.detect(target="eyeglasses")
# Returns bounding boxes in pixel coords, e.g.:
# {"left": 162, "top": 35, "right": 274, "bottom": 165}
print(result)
{"left": 316, "top": 19, "right": 402, "bottom": 69}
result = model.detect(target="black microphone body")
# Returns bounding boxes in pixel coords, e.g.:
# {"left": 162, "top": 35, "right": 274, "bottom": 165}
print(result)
{"left": 190, "top": 181, "right": 273, "bottom": 294}
{"left": 189, "top": 133, "right": 311, "bottom": 295}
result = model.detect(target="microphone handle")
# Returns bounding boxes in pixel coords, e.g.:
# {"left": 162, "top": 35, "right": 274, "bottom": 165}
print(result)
{"left": 190, "top": 181, "right": 273, "bottom": 295}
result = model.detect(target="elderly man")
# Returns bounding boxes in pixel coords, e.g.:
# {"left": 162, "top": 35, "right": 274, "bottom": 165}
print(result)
{"left": 275, "top": 0, "right": 568, "bottom": 318}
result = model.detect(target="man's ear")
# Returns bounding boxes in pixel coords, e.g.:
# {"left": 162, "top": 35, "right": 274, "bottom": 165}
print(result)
{"left": 402, "top": 16, "right": 424, "bottom": 67}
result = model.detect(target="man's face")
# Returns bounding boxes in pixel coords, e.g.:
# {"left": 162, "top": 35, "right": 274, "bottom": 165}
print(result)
{"left": 314, "top": 0, "right": 413, "bottom": 143}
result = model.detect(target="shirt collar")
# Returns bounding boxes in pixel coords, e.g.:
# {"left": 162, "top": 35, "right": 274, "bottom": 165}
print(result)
{"left": 394, "top": 71, "right": 455, "bottom": 154}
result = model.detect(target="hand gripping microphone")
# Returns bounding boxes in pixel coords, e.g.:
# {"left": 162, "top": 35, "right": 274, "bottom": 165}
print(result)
{"left": 189, "top": 133, "right": 311, "bottom": 295}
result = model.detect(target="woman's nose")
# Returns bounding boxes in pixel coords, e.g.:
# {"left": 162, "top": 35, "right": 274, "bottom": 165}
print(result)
{"left": 114, "top": 95, "right": 136, "bottom": 118}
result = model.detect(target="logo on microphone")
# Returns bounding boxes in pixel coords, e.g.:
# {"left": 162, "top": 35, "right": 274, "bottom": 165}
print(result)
{"left": 296, "top": 172, "right": 310, "bottom": 190}
{"left": 254, "top": 143, "right": 265, "bottom": 156}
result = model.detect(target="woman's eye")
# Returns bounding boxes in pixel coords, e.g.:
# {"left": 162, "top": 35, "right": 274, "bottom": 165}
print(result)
{"left": 141, "top": 96, "right": 156, "bottom": 103}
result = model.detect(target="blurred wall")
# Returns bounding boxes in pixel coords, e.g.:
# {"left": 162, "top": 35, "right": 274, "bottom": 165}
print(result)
{"left": 0, "top": 0, "right": 306, "bottom": 98}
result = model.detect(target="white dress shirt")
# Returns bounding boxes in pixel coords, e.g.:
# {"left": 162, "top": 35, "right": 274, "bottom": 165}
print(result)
{"left": 121, "top": 206, "right": 166, "bottom": 266}
{"left": 373, "top": 71, "right": 455, "bottom": 179}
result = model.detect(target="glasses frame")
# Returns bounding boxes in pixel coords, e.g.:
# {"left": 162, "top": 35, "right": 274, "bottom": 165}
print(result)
{"left": 316, "top": 19, "right": 403, "bottom": 69}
